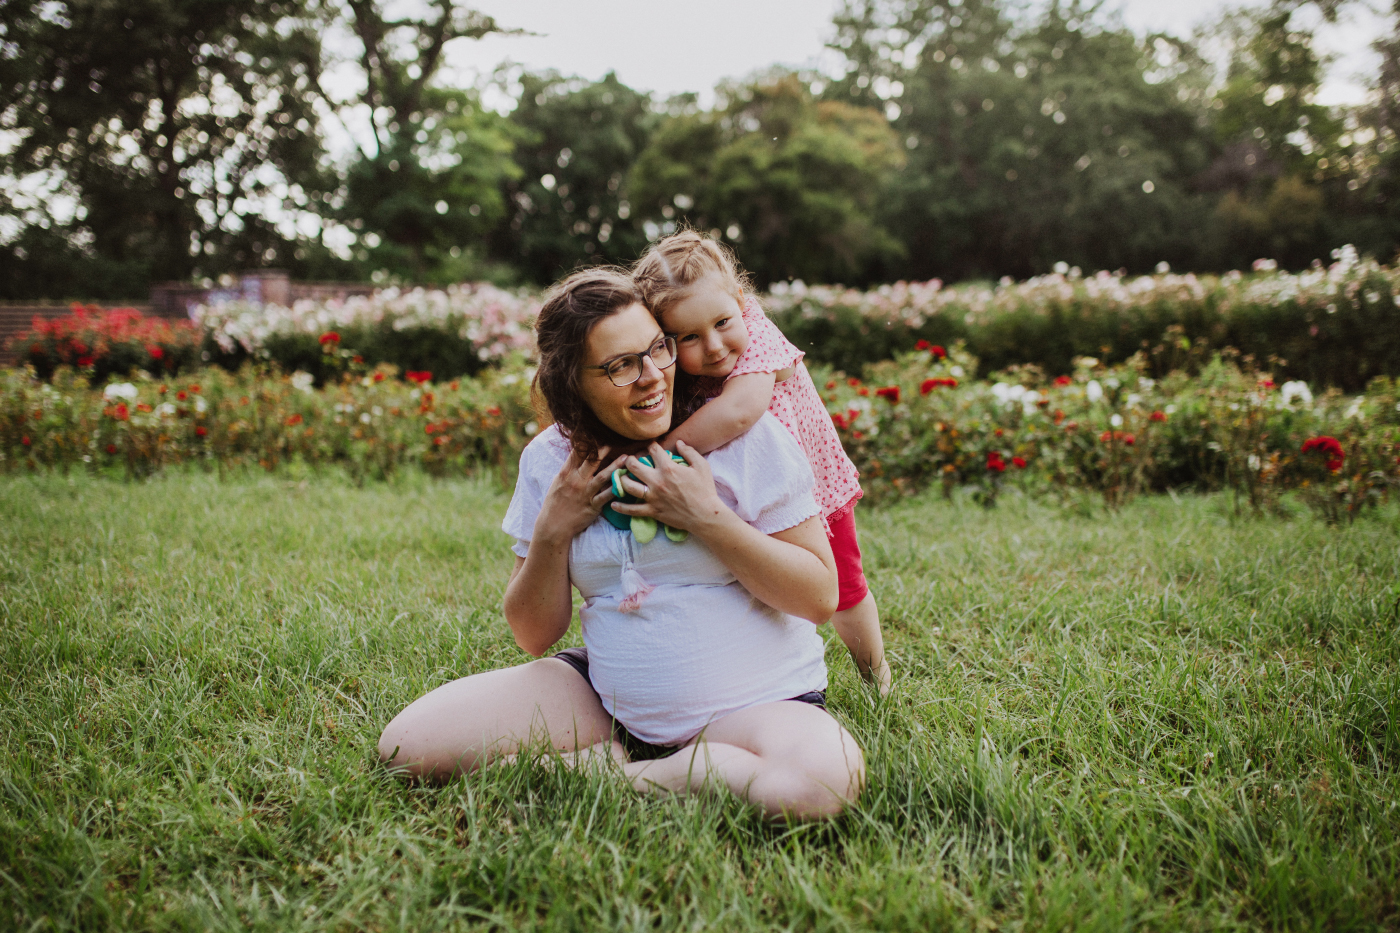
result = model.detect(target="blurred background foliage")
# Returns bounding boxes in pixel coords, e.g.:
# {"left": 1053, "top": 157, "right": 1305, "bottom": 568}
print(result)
{"left": 2, "top": 0, "right": 1399, "bottom": 299}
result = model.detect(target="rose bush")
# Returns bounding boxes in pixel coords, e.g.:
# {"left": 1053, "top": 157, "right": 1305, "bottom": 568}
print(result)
{"left": 0, "top": 362, "right": 536, "bottom": 483}
{"left": 8, "top": 305, "right": 201, "bottom": 382}
{"left": 769, "top": 246, "right": 1400, "bottom": 391}
{"left": 194, "top": 283, "right": 539, "bottom": 384}
{"left": 813, "top": 343, "right": 1400, "bottom": 520}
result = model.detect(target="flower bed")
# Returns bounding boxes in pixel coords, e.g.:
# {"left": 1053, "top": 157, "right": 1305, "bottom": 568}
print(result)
{"left": 768, "top": 247, "right": 1400, "bottom": 391}
{"left": 3, "top": 348, "right": 1397, "bottom": 521}
{"left": 815, "top": 342, "right": 1400, "bottom": 520}
{"left": 0, "top": 363, "right": 536, "bottom": 483}
{"left": 8, "top": 305, "right": 201, "bottom": 382}
{"left": 194, "top": 283, "right": 539, "bottom": 384}
{"left": 180, "top": 248, "right": 1400, "bottom": 392}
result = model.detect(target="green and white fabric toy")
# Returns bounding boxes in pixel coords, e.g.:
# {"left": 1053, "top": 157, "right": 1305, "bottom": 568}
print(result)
{"left": 602, "top": 452, "right": 689, "bottom": 543}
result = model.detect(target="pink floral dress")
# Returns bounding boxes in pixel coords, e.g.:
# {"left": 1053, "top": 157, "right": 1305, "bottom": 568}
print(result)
{"left": 697, "top": 296, "right": 862, "bottom": 520}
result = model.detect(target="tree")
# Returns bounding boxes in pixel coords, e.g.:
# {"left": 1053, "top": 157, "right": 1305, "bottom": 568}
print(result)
{"left": 1204, "top": 8, "right": 1342, "bottom": 266}
{"left": 829, "top": 0, "right": 1216, "bottom": 281}
{"left": 628, "top": 73, "right": 905, "bottom": 286}
{"left": 487, "top": 71, "right": 656, "bottom": 284}
{"left": 323, "top": 0, "right": 521, "bottom": 282}
{"left": 0, "top": 0, "right": 330, "bottom": 299}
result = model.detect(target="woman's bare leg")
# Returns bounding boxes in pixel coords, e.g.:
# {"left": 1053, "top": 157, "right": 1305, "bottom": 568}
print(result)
{"left": 378, "top": 658, "right": 622, "bottom": 781}
{"left": 623, "top": 701, "right": 864, "bottom": 820}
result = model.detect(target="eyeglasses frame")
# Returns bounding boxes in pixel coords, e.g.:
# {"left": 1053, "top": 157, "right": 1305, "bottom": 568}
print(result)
{"left": 587, "top": 335, "right": 678, "bottom": 387}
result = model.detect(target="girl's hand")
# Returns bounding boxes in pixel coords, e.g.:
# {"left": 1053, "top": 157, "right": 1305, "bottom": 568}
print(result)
{"left": 534, "top": 446, "right": 628, "bottom": 544}
{"left": 610, "top": 440, "right": 725, "bottom": 533}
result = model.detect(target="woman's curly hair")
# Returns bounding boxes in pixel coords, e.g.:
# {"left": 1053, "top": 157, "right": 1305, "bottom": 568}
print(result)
{"left": 532, "top": 266, "right": 652, "bottom": 461}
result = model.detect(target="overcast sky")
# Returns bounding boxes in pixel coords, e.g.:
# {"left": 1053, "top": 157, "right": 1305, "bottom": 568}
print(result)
{"left": 431, "top": 0, "right": 1384, "bottom": 110}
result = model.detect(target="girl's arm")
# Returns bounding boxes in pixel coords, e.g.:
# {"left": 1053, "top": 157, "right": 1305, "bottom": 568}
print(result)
{"left": 612, "top": 441, "right": 837, "bottom": 623}
{"left": 503, "top": 448, "right": 626, "bottom": 655}
{"left": 663, "top": 372, "right": 777, "bottom": 454}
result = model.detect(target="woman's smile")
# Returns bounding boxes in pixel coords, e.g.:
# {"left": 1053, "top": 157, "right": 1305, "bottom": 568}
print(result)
{"left": 631, "top": 390, "right": 666, "bottom": 412}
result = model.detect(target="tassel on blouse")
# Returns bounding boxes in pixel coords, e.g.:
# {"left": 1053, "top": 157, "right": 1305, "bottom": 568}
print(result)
{"left": 618, "top": 553, "right": 653, "bottom": 613}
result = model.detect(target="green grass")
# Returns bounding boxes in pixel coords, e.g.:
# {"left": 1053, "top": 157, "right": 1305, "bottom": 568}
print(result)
{"left": 3, "top": 472, "right": 1398, "bottom": 931}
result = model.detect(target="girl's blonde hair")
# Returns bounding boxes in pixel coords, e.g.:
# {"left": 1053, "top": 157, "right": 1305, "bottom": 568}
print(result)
{"left": 632, "top": 229, "right": 754, "bottom": 321}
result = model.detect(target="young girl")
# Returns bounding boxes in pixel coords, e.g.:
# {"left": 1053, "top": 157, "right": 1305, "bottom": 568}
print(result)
{"left": 632, "top": 230, "right": 891, "bottom": 694}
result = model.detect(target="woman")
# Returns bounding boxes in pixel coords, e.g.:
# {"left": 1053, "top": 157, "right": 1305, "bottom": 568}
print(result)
{"left": 378, "top": 268, "right": 864, "bottom": 820}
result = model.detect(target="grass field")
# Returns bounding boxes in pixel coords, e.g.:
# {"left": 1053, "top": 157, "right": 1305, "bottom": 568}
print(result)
{"left": 3, "top": 472, "right": 1398, "bottom": 932}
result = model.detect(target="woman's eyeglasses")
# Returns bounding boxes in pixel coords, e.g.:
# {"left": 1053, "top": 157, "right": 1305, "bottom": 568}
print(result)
{"left": 590, "top": 335, "right": 678, "bottom": 387}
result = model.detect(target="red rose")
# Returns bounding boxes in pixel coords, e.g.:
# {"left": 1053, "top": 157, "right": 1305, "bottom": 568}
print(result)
{"left": 929, "top": 345, "right": 947, "bottom": 359}
{"left": 1123, "top": 433, "right": 1135, "bottom": 446}
{"left": 916, "top": 339, "right": 931, "bottom": 351}
{"left": 21, "top": 436, "right": 30, "bottom": 446}
{"left": 1054, "top": 375, "right": 1073, "bottom": 387}
{"left": 486, "top": 406, "right": 501, "bottom": 416}
{"left": 858, "top": 387, "right": 870, "bottom": 397}
{"left": 1301, "top": 435, "right": 1345, "bottom": 472}
{"left": 921, "top": 378, "right": 938, "bottom": 395}
{"left": 1012, "top": 456, "right": 1027, "bottom": 468}
{"left": 987, "top": 451, "right": 1006, "bottom": 472}
{"left": 106, "top": 444, "right": 117, "bottom": 454}
{"left": 852, "top": 430, "right": 864, "bottom": 440}
{"left": 1150, "top": 411, "right": 1167, "bottom": 422}
{"left": 110, "top": 403, "right": 129, "bottom": 421}
{"left": 831, "top": 412, "right": 847, "bottom": 429}
{"left": 1258, "top": 378, "right": 1275, "bottom": 389}
{"left": 847, "top": 377, "right": 861, "bottom": 387}
{"left": 825, "top": 380, "right": 837, "bottom": 390}
{"left": 406, "top": 371, "right": 432, "bottom": 384}
{"left": 320, "top": 332, "right": 340, "bottom": 345}
{"left": 373, "top": 372, "right": 386, "bottom": 383}
{"left": 195, "top": 425, "right": 207, "bottom": 437}
{"left": 77, "top": 356, "right": 94, "bottom": 367}
{"left": 176, "top": 390, "right": 187, "bottom": 401}
{"left": 425, "top": 423, "right": 437, "bottom": 435}
{"left": 148, "top": 346, "right": 164, "bottom": 359}
{"left": 875, "top": 385, "right": 900, "bottom": 403}
{"left": 188, "top": 384, "right": 200, "bottom": 394}
{"left": 285, "top": 414, "right": 303, "bottom": 426}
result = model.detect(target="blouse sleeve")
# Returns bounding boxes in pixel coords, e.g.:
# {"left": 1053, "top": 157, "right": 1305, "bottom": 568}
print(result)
{"left": 501, "top": 427, "right": 569, "bottom": 558}
{"left": 727, "top": 296, "right": 804, "bottom": 379}
{"left": 708, "top": 414, "right": 819, "bottom": 535}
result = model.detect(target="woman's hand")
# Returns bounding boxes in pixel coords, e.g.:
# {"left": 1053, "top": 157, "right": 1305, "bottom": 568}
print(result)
{"left": 613, "top": 439, "right": 836, "bottom": 623}
{"left": 610, "top": 440, "right": 726, "bottom": 534}
{"left": 533, "top": 446, "right": 629, "bottom": 545}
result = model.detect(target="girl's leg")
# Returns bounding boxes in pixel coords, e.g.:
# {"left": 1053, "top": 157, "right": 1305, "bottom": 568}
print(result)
{"left": 831, "top": 591, "right": 891, "bottom": 695}
{"left": 623, "top": 700, "right": 864, "bottom": 821}
{"left": 378, "top": 657, "right": 622, "bottom": 781}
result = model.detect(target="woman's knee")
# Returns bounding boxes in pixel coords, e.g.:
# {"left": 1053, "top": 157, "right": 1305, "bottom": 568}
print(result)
{"left": 785, "top": 724, "right": 864, "bottom": 815}
{"left": 376, "top": 657, "right": 611, "bottom": 778}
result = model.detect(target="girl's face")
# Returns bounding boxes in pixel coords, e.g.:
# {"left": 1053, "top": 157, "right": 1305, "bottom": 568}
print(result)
{"left": 577, "top": 301, "right": 675, "bottom": 441}
{"left": 661, "top": 271, "right": 750, "bottom": 379}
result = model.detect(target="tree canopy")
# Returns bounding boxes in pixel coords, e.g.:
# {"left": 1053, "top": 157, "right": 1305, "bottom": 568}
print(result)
{"left": 0, "top": 0, "right": 1395, "bottom": 298}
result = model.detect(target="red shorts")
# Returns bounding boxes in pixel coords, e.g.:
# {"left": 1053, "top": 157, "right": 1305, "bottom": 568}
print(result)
{"left": 825, "top": 500, "right": 869, "bottom": 612}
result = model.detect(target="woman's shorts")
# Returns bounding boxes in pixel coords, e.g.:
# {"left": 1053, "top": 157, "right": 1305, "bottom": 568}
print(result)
{"left": 826, "top": 499, "right": 869, "bottom": 612}
{"left": 552, "top": 646, "right": 827, "bottom": 761}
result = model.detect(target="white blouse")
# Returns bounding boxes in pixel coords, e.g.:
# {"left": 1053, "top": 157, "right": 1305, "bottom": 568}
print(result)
{"left": 501, "top": 414, "right": 828, "bottom": 746}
